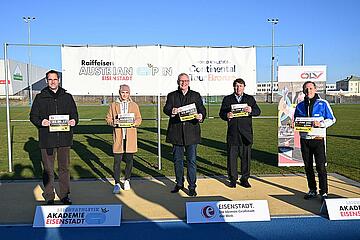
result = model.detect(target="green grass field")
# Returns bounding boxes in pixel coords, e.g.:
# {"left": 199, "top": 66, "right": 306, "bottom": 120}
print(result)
{"left": 0, "top": 103, "right": 359, "bottom": 182}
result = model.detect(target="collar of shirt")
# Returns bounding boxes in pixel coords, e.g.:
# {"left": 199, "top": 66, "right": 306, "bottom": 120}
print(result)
{"left": 234, "top": 93, "right": 243, "bottom": 102}
{"left": 119, "top": 101, "right": 129, "bottom": 114}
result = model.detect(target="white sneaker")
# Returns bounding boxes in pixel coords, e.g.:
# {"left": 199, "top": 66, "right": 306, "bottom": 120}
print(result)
{"left": 123, "top": 180, "right": 131, "bottom": 190}
{"left": 113, "top": 183, "right": 121, "bottom": 194}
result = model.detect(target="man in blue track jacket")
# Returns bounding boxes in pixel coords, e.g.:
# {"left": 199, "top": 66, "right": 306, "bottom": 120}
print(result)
{"left": 294, "top": 81, "right": 336, "bottom": 202}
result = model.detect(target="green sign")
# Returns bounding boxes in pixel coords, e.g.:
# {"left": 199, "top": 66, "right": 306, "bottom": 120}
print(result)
{"left": 13, "top": 73, "right": 23, "bottom": 81}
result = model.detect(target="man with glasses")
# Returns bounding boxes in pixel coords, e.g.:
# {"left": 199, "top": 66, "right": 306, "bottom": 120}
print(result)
{"left": 163, "top": 73, "right": 206, "bottom": 197}
{"left": 30, "top": 70, "right": 78, "bottom": 205}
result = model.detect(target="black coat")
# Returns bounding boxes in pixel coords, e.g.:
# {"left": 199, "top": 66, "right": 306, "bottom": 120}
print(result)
{"left": 30, "top": 87, "right": 79, "bottom": 149}
{"left": 163, "top": 88, "right": 206, "bottom": 145}
{"left": 219, "top": 93, "right": 261, "bottom": 145}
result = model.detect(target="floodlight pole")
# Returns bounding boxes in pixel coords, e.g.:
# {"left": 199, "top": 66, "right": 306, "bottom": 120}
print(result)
{"left": 267, "top": 18, "right": 279, "bottom": 103}
{"left": 23, "top": 16, "right": 36, "bottom": 106}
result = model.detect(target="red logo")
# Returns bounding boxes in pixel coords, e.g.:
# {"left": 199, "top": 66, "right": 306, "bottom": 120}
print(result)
{"left": 201, "top": 205, "right": 216, "bottom": 219}
{"left": 300, "top": 72, "right": 323, "bottom": 79}
{"left": 0, "top": 80, "right": 11, "bottom": 84}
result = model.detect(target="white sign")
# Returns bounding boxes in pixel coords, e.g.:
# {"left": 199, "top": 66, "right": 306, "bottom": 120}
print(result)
{"left": 277, "top": 65, "right": 327, "bottom": 167}
{"left": 231, "top": 103, "right": 249, "bottom": 117}
{"left": 116, "top": 113, "right": 135, "bottom": 128}
{"left": 278, "top": 65, "right": 327, "bottom": 83}
{"left": 49, "top": 115, "right": 70, "bottom": 132}
{"left": 186, "top": 200, "right": 270, "bottom": 224}
{"left": 324, "top": 198, "right": 360, "bottom": 220}
{"left": 33, "top": 204, "right": 122, "bottom": 228}
{"left": 294, "top": 117, "right": 325, "bottom": 137}
{"left": 61, "top": 45, "right": 257, "bottom": 96}
{"left": 178, "top": 103, "right": 197, "bottom": 121}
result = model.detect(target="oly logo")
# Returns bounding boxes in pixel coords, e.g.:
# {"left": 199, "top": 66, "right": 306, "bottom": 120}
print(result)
{"left": 300, "top": 71, "right": 324, "bottom": 79}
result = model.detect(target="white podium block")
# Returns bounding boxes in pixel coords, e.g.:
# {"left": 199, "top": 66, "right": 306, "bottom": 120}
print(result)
{"left": 322, "top": 198, "right": 360, "bottom": 220}
{"left": 33, "top": 204, "right": 122, "bottom": 228}
{"left": 186, "top": 200, "right": 270, "bottom": 224}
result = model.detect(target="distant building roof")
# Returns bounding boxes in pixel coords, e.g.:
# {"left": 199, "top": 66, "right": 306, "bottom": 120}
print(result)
{"left": 339, "top": 75, "right": 360, "bottom": 82}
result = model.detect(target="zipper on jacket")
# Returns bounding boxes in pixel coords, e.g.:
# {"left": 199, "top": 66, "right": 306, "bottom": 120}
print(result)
{"left": 54, "top": 98, "right": 60, "bottom": 143}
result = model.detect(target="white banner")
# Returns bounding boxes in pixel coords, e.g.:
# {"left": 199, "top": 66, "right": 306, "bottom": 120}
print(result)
{"left": 33, "top": 204, "right": 121, "bottom": 228}
{"left": 278, "top": 65, "right": 327, "bottom": 83}
{"left": 61, "top": 45, "right": 256, "bottom": 96}
{"left": 186, "top": 200, "right": 270, "bottom": 224}
{"left": 277, "top": 65, "right": 327, "bottom": 166}
{"left": 324, "top": 198, "right": 360, "bottom": 220}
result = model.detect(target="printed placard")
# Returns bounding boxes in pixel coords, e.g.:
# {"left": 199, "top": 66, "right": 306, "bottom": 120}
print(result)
{"left": 33, "top": 204, "right": 122, "bottom": 228}
{"left": 231, "top": 104, "right": 249, "bottom": 117}
{"left": 294, "top": 117, "right": 324, "bottom": 135}
{"left": 49, "top": 115, "right": 70, "bottom": 132}
{"left": 186, "top": 200, "right": 270, "bottom": 224}
{"left": 115, "top": 113, "right": 135, "bottom": 128}
{"left": 178, "top": 103, "right": 197, "bottom": 121}
{"left": 324, "top": 198, "right": 360, "bottom": 220}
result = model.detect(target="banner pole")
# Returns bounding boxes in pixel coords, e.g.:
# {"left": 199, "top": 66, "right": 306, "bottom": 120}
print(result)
{"left": 4, "top": 43, "right": 12, "bottom": 172}
{"left": 157, "top": 94, "right": 162, "bottom": 170}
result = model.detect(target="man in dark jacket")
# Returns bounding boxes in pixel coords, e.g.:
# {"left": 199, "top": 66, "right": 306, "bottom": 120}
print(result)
{"left": 163, "top": 73, "right": 206, "bottom": 196}
{"left": 30, "top": 70, "right": 78, "bottom": 205}
{"left": 219, "top": 78, "right": 261, "bottom": 188}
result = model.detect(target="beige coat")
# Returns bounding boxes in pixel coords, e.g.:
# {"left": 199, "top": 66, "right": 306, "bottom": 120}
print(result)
{"left": 106, "top": 101, "right": 142, "bottom": 153}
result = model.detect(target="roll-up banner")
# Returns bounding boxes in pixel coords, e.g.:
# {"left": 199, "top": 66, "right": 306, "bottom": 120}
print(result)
{"left": 277, "top": 65, "right": 326, "bottom": 166}
{"left": 61, "top": 45, "right": 256, "bottom": 96}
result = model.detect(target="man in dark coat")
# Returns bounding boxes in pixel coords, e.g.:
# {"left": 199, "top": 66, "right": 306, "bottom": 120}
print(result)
{"left": 219, "top": 78, "right": 261, "bottom": 188}
{"left": 163, "top": 73, "right": 206, "bottom": 196}
{"left": 30, "top": 70, "right": 78, "bottom": 205}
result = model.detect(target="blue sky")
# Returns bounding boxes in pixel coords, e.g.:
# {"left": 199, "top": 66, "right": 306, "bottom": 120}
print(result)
{"left": 1, "top": 0, "right": 359, "bottom": 83}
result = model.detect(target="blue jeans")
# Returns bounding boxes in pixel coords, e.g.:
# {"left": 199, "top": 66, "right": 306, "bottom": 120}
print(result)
{"left": 173, "top": 144, "right": 197, "bottom": 190}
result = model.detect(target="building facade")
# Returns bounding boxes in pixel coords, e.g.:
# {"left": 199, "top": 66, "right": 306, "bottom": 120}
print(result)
{"left": 336, "top": 75, "right": 360, "bottom": 95}
{"left": 256, "top": 82, "right": 278, "bottom": 94}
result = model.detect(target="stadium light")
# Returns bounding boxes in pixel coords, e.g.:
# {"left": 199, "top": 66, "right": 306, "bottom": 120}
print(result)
{"left": 23, "top": 16, "right": 36, "bottom": 106}
{"left": 267, "top": 18, "right": 279, "bottom": 103}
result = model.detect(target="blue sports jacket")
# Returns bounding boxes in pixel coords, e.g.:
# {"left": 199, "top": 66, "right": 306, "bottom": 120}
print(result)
{"left": 294, "top": 95, "right": 336, "bottom": 138}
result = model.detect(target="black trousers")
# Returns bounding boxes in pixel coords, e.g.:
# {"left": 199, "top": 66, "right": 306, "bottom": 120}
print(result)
{"left": 113, "top": 153, "right": 133, "bottom": 184}
{"left": 227, "top": 141, "right": 252, "bottom": 182}
{"left": 113, "top": 139, "right": 133, "bottom": 184}
{"left": 300, "top": 138, "right": 328, "bottom": 195}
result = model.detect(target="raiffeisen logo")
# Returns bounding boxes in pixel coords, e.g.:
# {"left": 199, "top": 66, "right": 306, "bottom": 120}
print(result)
{"left": 201, "top": 205, "right": 216, "bottom": 219}
{"left": 300, "top": 71, "right": 324, "bottom": 79}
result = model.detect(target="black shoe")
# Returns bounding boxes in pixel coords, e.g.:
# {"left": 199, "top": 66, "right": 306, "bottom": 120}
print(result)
{"left": 240, "top": 180, "right": 251, "bottom": 188}
{"left": 304, "top": 190, "right": 317, "bottom": 200}
{"left": 189, "top": 188, "right": 197, "bottom": 197}
{"left": 60, "top": 197, "right": 72, "bottom": 205}
{"left": 47, "top": 200, "right": 55, "bottom": 205}
{"left": 171, "top": 185, "right": 184, "bottom": 193}
{"left": 229, "top": 180, "right": 237, "bottom": 188}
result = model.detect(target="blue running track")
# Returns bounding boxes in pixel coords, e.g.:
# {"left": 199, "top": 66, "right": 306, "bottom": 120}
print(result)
{"left": 1, "top": 216, "right": 359, "bottom": 240}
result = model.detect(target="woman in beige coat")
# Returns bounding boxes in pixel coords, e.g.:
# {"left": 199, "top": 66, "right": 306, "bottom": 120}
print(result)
{"left": 106, "top": 84, "right": 142, "bottom": 193}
